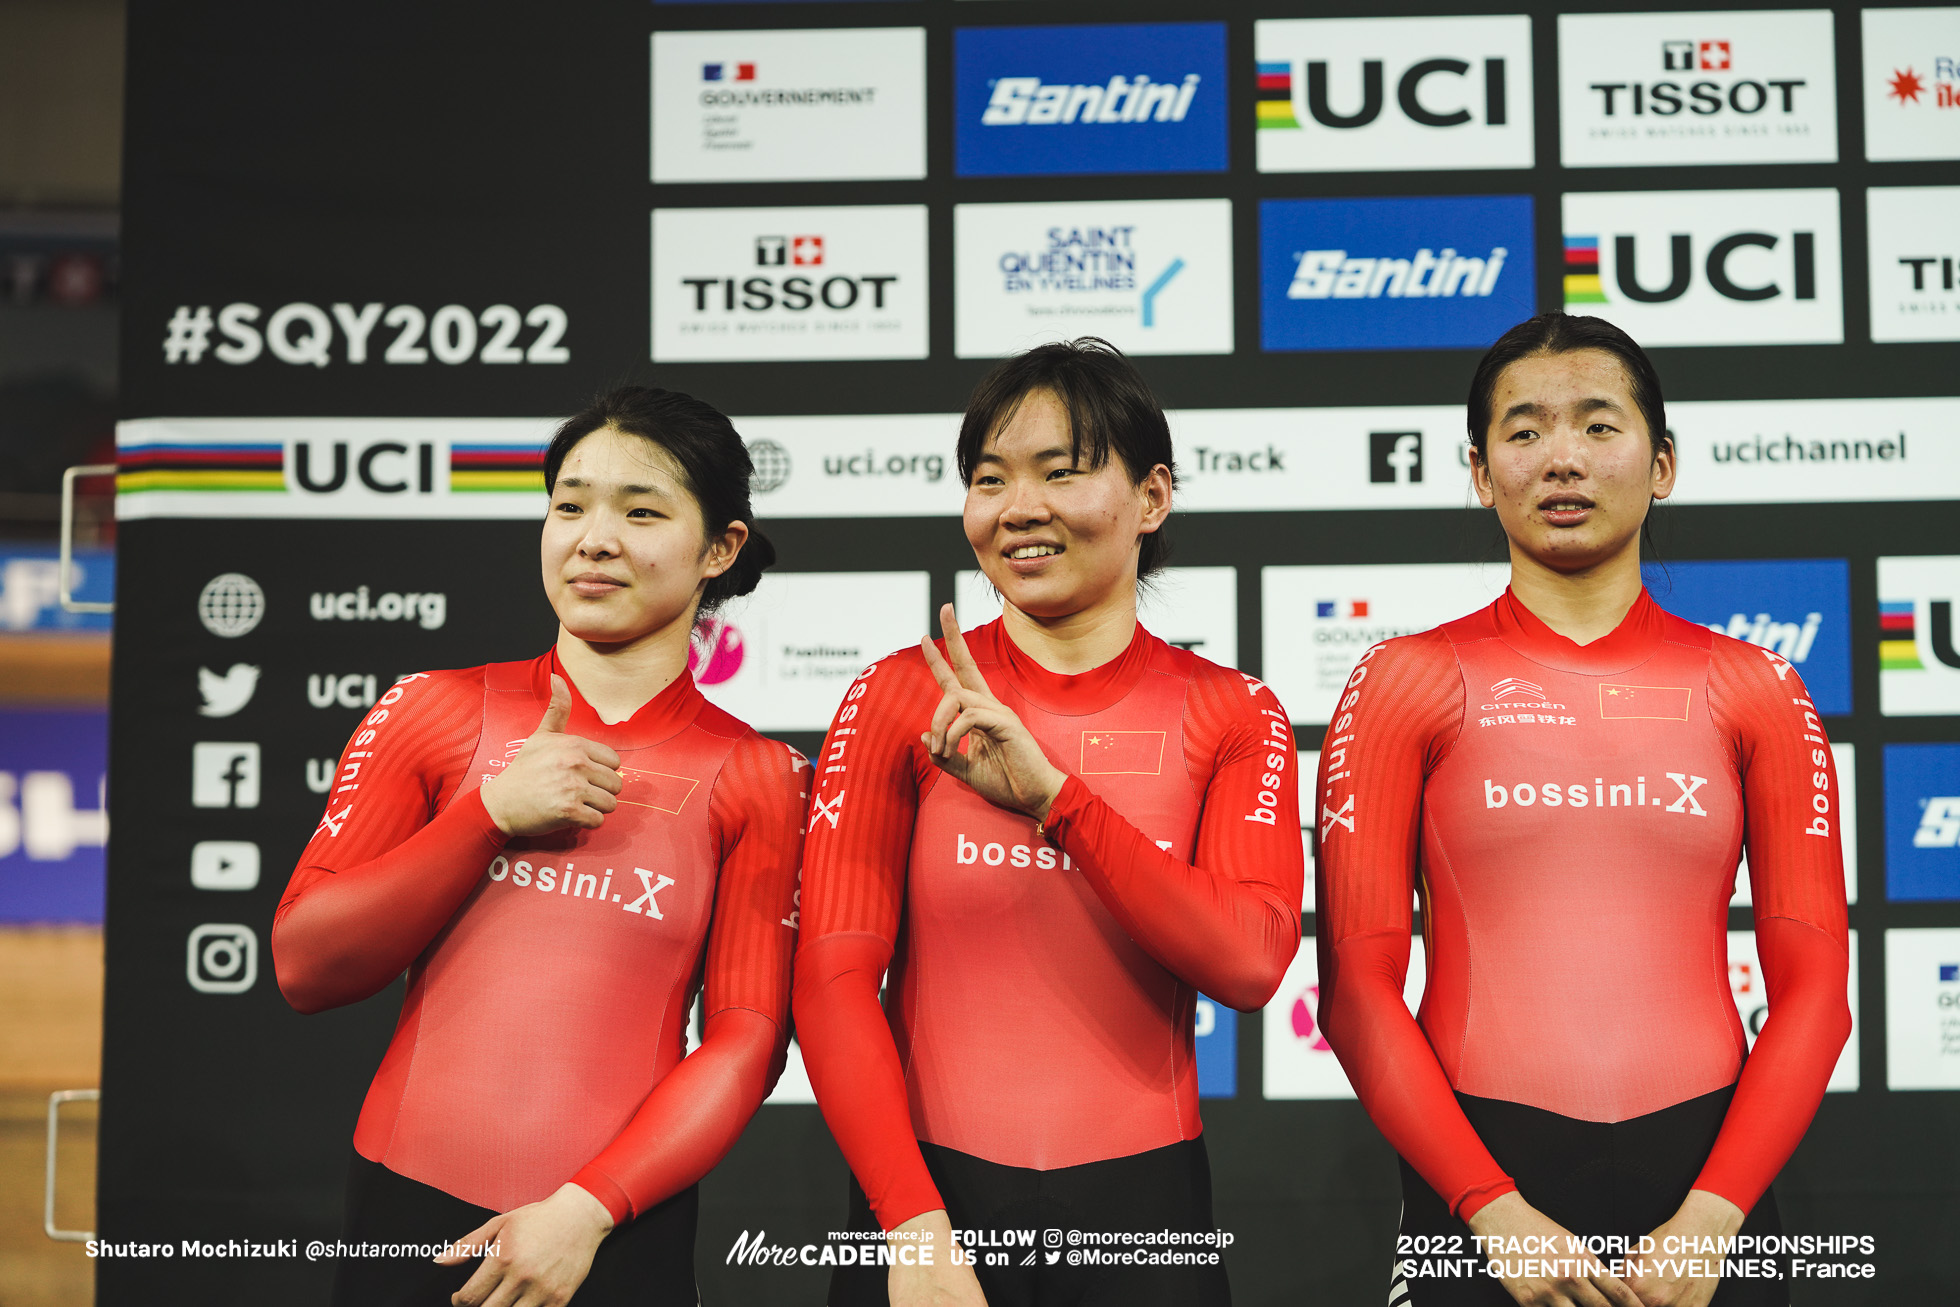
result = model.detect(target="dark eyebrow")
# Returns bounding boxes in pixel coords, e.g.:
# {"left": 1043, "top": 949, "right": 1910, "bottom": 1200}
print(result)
{"left": 557, "top": 476, "right": 673, "bottom": 499}
{"left": 972, "top": 445, "right": 1076, "bottom": 468}
{"left": 1500, "top": 397, "right": 1627, "bottom": 424}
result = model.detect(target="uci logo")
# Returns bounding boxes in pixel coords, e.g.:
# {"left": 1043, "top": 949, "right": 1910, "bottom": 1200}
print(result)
{"left": 291, "top": 440, "right": 437, "bottom": 494}
{"left": 1573, "top": 230, "right": 1816, "bottom": 305}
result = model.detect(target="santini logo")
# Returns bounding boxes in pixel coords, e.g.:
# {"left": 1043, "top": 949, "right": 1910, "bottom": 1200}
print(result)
{"left": 982, "top": 74, "right": 1201, "bottom": 125}
{"left": 1291, "top": 246, "right": 1508, "bottom": 299}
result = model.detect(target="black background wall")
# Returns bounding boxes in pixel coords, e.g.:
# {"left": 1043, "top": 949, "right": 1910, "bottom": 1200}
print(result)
{"left": 103, "top": 2, "right": 1958, "bottom": 1303}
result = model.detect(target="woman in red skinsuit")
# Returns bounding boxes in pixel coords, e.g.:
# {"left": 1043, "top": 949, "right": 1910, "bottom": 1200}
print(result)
{"left": 795, "top": 339, "right": 1304, "bottom": 1307}
{"left": 1315, "top": 315, "right": 1851, "bottom": 1307}
{"left": 272, "top": 387, "right": 807, "bottom": 1307}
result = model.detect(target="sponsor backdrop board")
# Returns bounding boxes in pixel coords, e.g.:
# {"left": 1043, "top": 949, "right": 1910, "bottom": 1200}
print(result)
{"left": 107, "top": 2, "right": 1960, "bottom": 1303}
{"left": 1861, "top": 7, "right": 1960, "bottom": 162}
{"left": 1254, "top": 15, "right": 1535, "bottom": 174}
{"left": 954, "top": 198, "right": 1234, "bottom": 358}
{"left": 1556, "top": 10, "right": 1840, "bottom": 167}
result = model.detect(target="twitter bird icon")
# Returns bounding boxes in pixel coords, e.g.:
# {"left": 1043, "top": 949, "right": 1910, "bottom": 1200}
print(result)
{"left": 200, "top": 663, "right": 261, "bottom": 718}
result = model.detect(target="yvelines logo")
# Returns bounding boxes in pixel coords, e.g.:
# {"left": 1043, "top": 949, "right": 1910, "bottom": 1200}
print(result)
{"left": 651, "top": 28, "right": 925, "bottom": 183}
{"left": 1861, "top": 9, "right": 1960, "bottom": 163}
{"left": 1558, "top": 10, "right": 1838, "bottom": 166}
{"left": 1561, "top": 190, "right": 1843, "bottom": 347}
{"left": 652, "top": 205, "right": 927, "bottom": 363}
{"left": 1254, "top": 16, "right": 1533, "bottom": 173}
{"left": 953, "top": 198, "right": 1234, "bottom": 358}
{"left": 1261, "top": 195, "right": 1533, "bottom": 352}
{"left": 955, "top": 23, "right": 1227, "bottom": 177}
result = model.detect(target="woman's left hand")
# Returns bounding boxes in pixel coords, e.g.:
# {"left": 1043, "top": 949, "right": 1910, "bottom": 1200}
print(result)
{"left": 439, "top": 1182, "right": 614, "bottom": 1307}
{"left": 919, "top": 603, "right": 1068, "bottom": 822}
{"left": 1624, "top": 1189, "right": 1746, "bottom": 1307}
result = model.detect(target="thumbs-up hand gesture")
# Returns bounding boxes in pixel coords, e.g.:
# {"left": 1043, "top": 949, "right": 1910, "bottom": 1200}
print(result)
{"left": 919, "top": 604, "right": 1067, "bottom": 823}
{"left": 480, "top": 675, "right": 624, "bottom": 837}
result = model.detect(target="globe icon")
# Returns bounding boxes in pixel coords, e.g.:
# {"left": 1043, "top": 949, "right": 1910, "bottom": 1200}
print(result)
{"left": 198, "top": 573, "right": 266, "bottom": 638}
{"left": 748, "top": 439, "right": 792, "bottom": 494}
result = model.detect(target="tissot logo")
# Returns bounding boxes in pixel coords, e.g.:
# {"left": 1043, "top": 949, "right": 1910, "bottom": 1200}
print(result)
{"left": 1561, "top": 190, "right": 1843, "bottom": 346}
{"left": 1368, "top": 432, "right": 1422, "bottom": 484}
{"left": 757, "top": 235, "right": 823, "bottom": 268}
{"left": 652, "top": 205, "right": 928, "bottom": 363}
{"left": 1261, "top": 195, "right": 1534, "bottom": 352}
{"left": 1663, "top": 40, "right": 1732, "bottom": 73}
{"left": 1861, "top": 10, "right": 1960, "bottom": 162}
{"left": 1559, "top": 11, "right": 1837, "bottom": 166}
{"left": 954, "top": 23, "right": 1227, "bottom": 178}
{"left": 1867, "top": 186, "right": 1960, "bottom": 343}
{"left": 1254, "top": 16, "right": 1534, "bottom": 173}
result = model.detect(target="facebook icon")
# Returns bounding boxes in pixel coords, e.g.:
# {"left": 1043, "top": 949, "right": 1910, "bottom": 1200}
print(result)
{"left": 1369, "top": 432, "right": 1423, "bottom": 484}
{"left": 192, "top": 742, "right": 262, "bottom": 809}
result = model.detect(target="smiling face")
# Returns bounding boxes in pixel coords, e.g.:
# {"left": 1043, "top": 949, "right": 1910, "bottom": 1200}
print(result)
{"left": 1472, "top": 349, "right": 1675, "bottom": 576}
{"left": 540, "top": 427, "right": 740, "bottom": 646}
{"left": 962, "top": 388, "right": 1171, "bottom": 621}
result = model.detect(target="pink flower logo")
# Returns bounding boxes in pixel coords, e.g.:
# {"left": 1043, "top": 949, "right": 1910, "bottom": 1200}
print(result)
{"left": 689, "top": 618, "right": 745, "bottom": 686}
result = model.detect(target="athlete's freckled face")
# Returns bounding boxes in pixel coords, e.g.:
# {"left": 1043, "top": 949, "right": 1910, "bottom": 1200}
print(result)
{"left": 1473, "top": 349, "right": 1676, "bottom": 574}
{"left": 963, "top": 388, "right": 1169, "bottom": 619}
{"left": 541, "top": 427, "right": 731, "bottom": 645}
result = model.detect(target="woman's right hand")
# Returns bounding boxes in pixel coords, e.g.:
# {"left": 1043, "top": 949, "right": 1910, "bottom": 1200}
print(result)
{"left": 480, "top": 675, "right": 623, "bottom": 837}
{"left": 888, "top": 1209, "right": 988, "bottom": 1307}
{"left": 1466, "top": 1192, "right": 1643, "bottom": 1307}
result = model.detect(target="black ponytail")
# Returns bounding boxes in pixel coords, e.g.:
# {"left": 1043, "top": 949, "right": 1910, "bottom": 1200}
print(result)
{"left": 545, "top": 385, "right": 774, "bottom": 614}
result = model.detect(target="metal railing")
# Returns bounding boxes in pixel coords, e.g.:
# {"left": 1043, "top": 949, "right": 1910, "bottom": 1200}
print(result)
{"left": 45, "top": 1087, "right": 98, "bottom": 1242}
{"left": 59, "top": 462, "right": 116, "bottom": 614}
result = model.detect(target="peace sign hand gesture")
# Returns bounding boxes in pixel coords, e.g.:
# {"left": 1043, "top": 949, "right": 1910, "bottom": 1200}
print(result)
{"left": 919, "top": 603, "right": 1068, "bottom": 823}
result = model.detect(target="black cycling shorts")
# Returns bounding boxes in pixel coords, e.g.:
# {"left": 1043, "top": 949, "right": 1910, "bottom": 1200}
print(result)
{"left": 329, "top": 1150, "right": 698, "bottom": 1307}
{"left": 829, "top": 1135, "right": 1231, "bottom": 1307}
{"left": 1392, "top": 1084, "right": 1787, "bottom": 1307}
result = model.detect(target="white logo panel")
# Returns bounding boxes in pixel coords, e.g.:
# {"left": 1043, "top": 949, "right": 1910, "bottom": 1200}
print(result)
{"left": 1663, "top": 399, "right": 1960, "bottom": 505}
{"left": 1169, "top": 409, "right": 1474, "bottom": 513}
{"left": 1558, "top": 10, "right": 1838, "bottom": 166}
{"left": 954, "top": 199, "right": 1233, "bottom": 358}
{"left": 1885, "top": 927, "right": 1960, "bottom": 1089}
{"left": 1261, "top": 563, "right": 1510, "bottom": 728}
{"left": 1861, "top": 7, "right": 1960, "bottom": 163}
{"left": 954, "top": 566, "right": 1238, "bottom": 670}
{"left": 650, "top": 28, "right": 926, "bottom": 183}
{"left": 1879, "top": 555, "right": 1960, "bottom": 717}
{"left": 1263, "top": 934, "right": 1424, "bottom": 1099}
{"left": 690, "top": 571, "right": 930, "bottom": 732}
{"left": 1563, "top": 189, "right": 1843, "bottom": 346}
{"left": 740, "top": 414, "right": 964, "bottom": 520}
{"left": 652, "top": 206, "right": 929, "bottom": 363}
{"left": 1255, "top": 15, "right": 1534, "bottom": 172}
{"left": 1867, "top": 186, "right": 1960, "bottom": 342}
{"left": 1733, "top": 743, "right": 1857, "bottom": 906}
{"left": 1729, "top": 929, "right": 1858, "bottom": 1091}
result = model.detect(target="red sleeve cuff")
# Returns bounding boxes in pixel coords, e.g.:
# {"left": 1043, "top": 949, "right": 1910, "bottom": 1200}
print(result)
{"left": 1454, "top": 1177, "right": 1519, "bottom": 1223}
{"left": 570, "top": 1168, "right": 633, "bottom": 1227}
{"left": 1042, "top": 773, "right": 1094, "bottom": 838}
